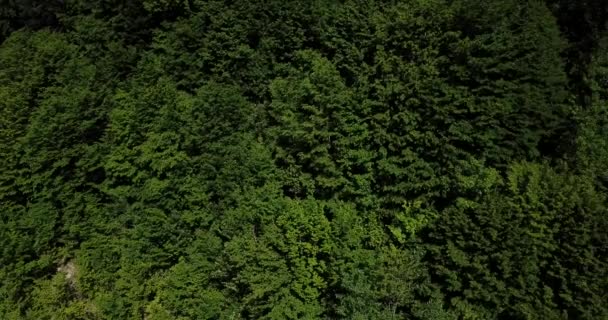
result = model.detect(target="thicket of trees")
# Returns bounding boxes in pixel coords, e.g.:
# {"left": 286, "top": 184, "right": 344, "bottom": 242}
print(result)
{"left": 1, "top": 0, "right": 607, "bottom": 319}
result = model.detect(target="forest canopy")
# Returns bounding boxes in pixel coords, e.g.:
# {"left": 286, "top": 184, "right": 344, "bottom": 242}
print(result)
{"left": 1, "top": 0, "right": 607, "bottom": 319}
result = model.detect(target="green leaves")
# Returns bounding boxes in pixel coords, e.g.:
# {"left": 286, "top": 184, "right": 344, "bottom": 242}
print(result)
{"left": 1, "top": 0, "right": 607, "bottom": 319}
{"left": 268, "top": 50, "right": 370, "bottom": 200}
{"left": 220, "top": 198, "right": 332, "bottom": 319}
{"left": 426, "top": 162, "right": 608, "bottom": 318}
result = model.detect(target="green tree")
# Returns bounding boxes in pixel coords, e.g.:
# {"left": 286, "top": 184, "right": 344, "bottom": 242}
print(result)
{"left": 267, "top": 50, "right": 373, "bottom": 203}
{"left": 0, "top": 29, "right": 110, "bottom": 316}
{"left": 425, "top": 162, "right": 608, "bottom": 319}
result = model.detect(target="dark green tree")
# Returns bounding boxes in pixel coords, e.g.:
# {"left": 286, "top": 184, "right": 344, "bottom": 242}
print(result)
{"left": 425, "top": 162, "right": 608, "bottom": 319}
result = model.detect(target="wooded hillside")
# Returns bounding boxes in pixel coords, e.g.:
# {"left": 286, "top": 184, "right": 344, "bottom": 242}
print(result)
{"left": 1, "top": 0, "right": 607, "bottom": 319}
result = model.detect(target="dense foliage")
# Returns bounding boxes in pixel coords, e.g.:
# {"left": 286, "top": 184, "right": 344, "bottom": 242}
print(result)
{"left": 1, "top": 0, "right": 607, "bottom": 319}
